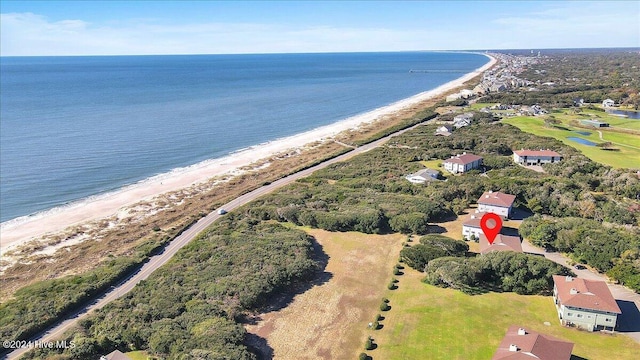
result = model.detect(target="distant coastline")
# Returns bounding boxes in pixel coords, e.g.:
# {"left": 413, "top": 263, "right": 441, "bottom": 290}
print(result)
{"left": 0, "top": 52, "right": 496, "bottom": 252}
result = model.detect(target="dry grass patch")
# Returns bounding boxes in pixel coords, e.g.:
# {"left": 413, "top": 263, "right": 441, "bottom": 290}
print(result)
{"left": 245, "top": 229, "right": 404, "bottom": 360}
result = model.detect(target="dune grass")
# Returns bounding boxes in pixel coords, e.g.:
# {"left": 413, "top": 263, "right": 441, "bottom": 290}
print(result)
{"left": 368, "top": 269, "right": 640, "bottom": 360}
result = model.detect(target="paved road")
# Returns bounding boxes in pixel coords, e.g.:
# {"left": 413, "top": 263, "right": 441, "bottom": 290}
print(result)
{"left": 4, "top": 122, "right": 424, "bottom": 360}
{"left": 522, "top": 239, "right": 640, "bottom": 343}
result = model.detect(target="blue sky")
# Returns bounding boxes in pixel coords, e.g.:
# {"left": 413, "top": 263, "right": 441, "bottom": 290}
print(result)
{"left": 1, "top": 1, "right": 638, "bottom": 56}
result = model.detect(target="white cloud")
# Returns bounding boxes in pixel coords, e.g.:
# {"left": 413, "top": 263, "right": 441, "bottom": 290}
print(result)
{"left": 1, "top": 5, "right": 638, "bottom": 57}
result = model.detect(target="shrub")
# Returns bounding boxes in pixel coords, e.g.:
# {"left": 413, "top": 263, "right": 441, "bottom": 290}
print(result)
{"left": 365, "top": 336, "right": 375, "bottom": 350}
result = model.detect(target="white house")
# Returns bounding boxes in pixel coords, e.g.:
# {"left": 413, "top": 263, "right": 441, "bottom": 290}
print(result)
{"left": 443, "top": 153, "right": 483, "bottom": 174}
{"left": 405, "top": 169, "right": 440, "bottom": 184}
{"left": 602, "top": 99, "right": 615, "bottom": 107}
{"left": 477, "top": 191, "right": 516, "bottom": 218}
{"left": 434, "top": 125, "right": 453, "bottom": 136}
{"left": 453, "top": 113, "right": 474, "bottom": 128}
{"left": 513, "top": 149, "right": 562, "bottom": 166}
{"left": 552, "top": 275, "right": 621, "bottom": 332}
{"left": 462, "top": 215, "right": 483, "bottom": 240}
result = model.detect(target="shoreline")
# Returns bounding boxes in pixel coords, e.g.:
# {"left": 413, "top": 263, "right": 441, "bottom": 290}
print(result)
{"left": 0, "top": 53, "right": 496, "bottom": 253}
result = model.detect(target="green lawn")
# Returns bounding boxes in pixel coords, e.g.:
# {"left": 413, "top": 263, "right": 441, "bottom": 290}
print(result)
{"left": 125, "top": 350, "right": 153, "bottom": 360}
{"left": 368, "top": 269, "right": 640, "bottom": 360}
{"left": 503, "top": 116, "right": 640, "bottom": 168}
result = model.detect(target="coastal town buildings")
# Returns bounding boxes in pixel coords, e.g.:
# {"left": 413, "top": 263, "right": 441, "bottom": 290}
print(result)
{"left": 552, "top": 275, "right": 621, "bottom": 332}
{"left": 513, "top": 150, "right": 562, "bottom": 166}
{"left": 477, "top": 191, "right": 516, "bottom": 218}
{"left": 443, "top": 153, "right": 483, "bottom": 174}
{"left": 479, "top": 234, "right": 523, "bottom": 254}
{"left": 492, "top": 325, "right": 574, "bottom": 360}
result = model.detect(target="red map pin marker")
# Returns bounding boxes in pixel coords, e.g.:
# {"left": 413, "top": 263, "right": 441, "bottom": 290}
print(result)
{"left": 480, "top": 212, "right": 502, "bottom": 245}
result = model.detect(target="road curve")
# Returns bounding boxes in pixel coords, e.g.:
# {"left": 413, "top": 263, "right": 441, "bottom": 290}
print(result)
{"left": 5, "top": 122, "right": 424, "bottom": 360}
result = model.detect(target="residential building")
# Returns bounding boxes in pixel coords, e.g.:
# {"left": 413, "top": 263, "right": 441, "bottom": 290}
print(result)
{"left": 100, "top": 350, "right": 133, "bottom": 360}
{"left": 477, "top": 191, "right": 516, "bottom": 218}
{"left": 453, "top": 112, "right": 474, "bottom": 128}
{"left": 435, "top": 125, "right": 453, "bottom": 136}
{"left": 443, "top": 153, "right": 483, "bottom": 174}
{"left": 602, "top": 99, "right": 615, "bottom": 107}
{"left": 552, "top": 275, "right": 621, "bottom": 332}
{"left": 580, "top": 119, "right": 609, "bottom": 128}
{"left": 479, "top": 234, "right": 522, "bottom": 254}
{"left": 462, "top": 215, "right": 483, "bottom": 240}
{"left": 493, "top": 325, "right": 574, "bottom": 360}
{"left": 405, "top": 169, "right": 440, "bottom": 184}
{"left": 513, "top": 150, "right": 562, "bottom": 166}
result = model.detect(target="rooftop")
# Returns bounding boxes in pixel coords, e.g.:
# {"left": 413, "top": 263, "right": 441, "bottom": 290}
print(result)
{"left": 514, "top": 149, "right": 561, "bottom": 157}
{"left": 477, "top": 191, "right": 516, "bottom": 208}
{"left": 444, "top": 153, "right": 483, "bottom": 165}
{"left": 553, "top": 275, "right": 621, "bottom": 314}
{"left": 493, "top": 325, "right": 574, "bottom": 360}
{"left": 479, "top": 234, "right": 523, "bottom": 254}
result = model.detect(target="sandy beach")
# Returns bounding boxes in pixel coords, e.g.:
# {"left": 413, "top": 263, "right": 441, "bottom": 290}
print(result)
{"left": 0, "top": 53, "right": 496, "bottom": 254}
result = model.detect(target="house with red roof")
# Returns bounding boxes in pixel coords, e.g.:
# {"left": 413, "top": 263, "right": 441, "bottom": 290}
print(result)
{"left": 477, "top": 191, "right": 516, "bottom": 218}
{"left": 479, "top": 234, "right": 522, "bottom": 254}
{"left": 513, "top": 149, "right": 562, "bottom": 166}
{"left": 552, "top": 275, "right": 621, "bottom": 332}
{"left": 493, "top": 325, "right": 574, "bottom": 360}
{"left": 443, "top": 152, "right": 483, "bottom": 174}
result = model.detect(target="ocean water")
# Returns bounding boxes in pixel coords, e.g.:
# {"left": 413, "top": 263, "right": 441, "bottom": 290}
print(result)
{"left": 0, "top": 52, "right": 487, "bottom": 223}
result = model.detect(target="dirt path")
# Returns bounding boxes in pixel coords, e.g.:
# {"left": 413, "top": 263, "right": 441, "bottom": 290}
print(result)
{"left": 245, "top": 230, "right": 404, "bottom": 360}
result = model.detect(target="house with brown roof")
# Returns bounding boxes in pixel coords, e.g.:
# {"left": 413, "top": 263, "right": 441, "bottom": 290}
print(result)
{"left": 552, "top": 275, "right": 621, "bottom": 332}
{"left": 443, "top": 153, "right": 483, "bottom": 174}
{"left": 513, "top": 150, "right": 562, "bottom": 166}
{"left": 477, "top": 191, "right": 516, "bottom": 218}
{"left": 479, "top": 234, "right": 523, "bottom": 254}
{"left": 100, "top": 350, "right": 133, "bottom": 360}
{"left": 493, "top": 325, "right": 574, "bottom": 360}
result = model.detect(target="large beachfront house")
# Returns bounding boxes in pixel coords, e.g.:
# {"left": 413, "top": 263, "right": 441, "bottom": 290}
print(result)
{"left": 477, "top": 191, "right": 516, "bottom": 219}
{"left": 479, "top": 234, "right": 522, "bottom": 254}
{"left": 493, "top": 325, "right": 574, "bottom": 360}
{"left": 552, "top": 275, "right": 621, "bottom": 332}
{"left": 513, "top": 150, "right": 562, "bottom": 166}
{"left": 443, "top": 153, "right": 483, "bottom": 174}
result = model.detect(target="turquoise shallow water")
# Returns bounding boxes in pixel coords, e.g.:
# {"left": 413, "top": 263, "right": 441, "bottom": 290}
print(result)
{"left": 0, "top": 52, "right": 487, "bottom": 222}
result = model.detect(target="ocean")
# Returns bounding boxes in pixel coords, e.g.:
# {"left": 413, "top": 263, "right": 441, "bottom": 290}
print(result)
{"left": 0, "top": 52, "right": 487, "bottom": 223}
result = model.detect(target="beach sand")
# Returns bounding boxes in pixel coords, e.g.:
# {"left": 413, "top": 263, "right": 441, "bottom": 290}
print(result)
{"left": 0, "top": 53, "right": 496, "bottom": 255}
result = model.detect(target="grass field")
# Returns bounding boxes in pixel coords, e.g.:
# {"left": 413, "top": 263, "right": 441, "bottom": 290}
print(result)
{"left": 367, "top": 268, "right": 640, "bottom": 360}
{"left": 502, "top": 115, "right": 640, "bottom": 168}
{"left": 245, "top": 228, "right": 404, "bottom": 360}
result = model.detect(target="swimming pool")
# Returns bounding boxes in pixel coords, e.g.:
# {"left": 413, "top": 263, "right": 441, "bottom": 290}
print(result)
{"left": 567, "top": 137, "right": 597, "bottom": 146}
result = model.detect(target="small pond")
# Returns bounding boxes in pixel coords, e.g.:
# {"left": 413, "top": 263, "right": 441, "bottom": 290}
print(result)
{"left": 606, "top": 109, "right": 640, "bottom": 119}
{"left": 572, "top": 131, "right": 591, "bottom": 136}
{"left": 567, "top": 137, "right": 597, "bottom": 146}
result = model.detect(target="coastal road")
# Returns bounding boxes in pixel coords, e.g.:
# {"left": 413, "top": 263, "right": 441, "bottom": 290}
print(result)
{"left": 5, "top": 121, "right": 426, "bottom": 360}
